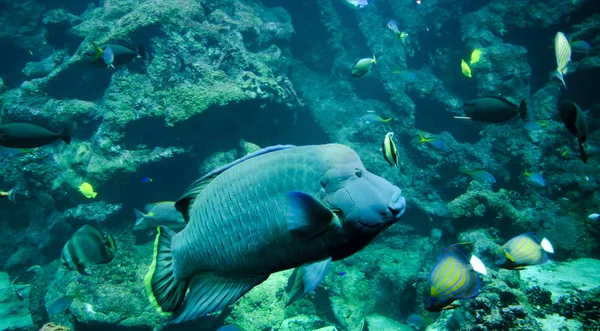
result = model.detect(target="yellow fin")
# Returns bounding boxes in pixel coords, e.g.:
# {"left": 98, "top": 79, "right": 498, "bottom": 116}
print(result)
{"left": 505, "top": 251, "right": 516, "bottom": 262}
{"left": 91, "top": 42, "right": 104, "bottom": 60}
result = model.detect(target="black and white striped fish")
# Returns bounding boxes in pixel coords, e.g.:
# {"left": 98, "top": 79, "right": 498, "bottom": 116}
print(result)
{"left": 382, "top": 132, "right": 399, "bottom": 167}
{"left": 61, "top": 225, "right": 117, "bottom": 276}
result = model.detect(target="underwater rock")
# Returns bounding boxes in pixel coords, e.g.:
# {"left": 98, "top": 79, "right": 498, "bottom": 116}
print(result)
{"left": 0, "top": 272, "right": 34, "bottom": 331}
{"left": 226, "top": 270, "right": 291, "bottom": 330}
{"left": 364, "top": 314, "right": 412, "bottom": 331}
{"left": 22, "top": 51, "right": 67, "bottom": 79}
{"left": 62, "top": 201, "right": 122, "bottom": 224}
{"left": 447, "top": 182, "right": 522, "bottom": 222}
{"left": 44, "top": 233, "right": 162, "bottom": 330}
{"left": 39, "top": 323, "right": 70, "bottom": 331}
{"left": 42, "top": 9, "right": 82, "bottom": 50}
{"left": 279, "top": 314, "right": 326, "bottom": 331}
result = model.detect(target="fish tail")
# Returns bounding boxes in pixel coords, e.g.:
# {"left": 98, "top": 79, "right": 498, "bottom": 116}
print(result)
{"left": 418, "top": 132, "right": 427, "bottom": 144}
{"left": 144, "top": 226, "right": 188, "bottom": 316}
{"left": 578, "top": 141, "right": 588, "bottom": 164}
{"left": 7, "top": 187, "right": 17, "bottom": 204}
{"left": 136, "top": 44, "right": 146, "bottom": 59}
{"left": 372, "top": 53, "right": 376, "bottom": 64}
{"left": 134, "top": 209, "right": 146, "bottom": 226}
{"left": 61, "top": 127, "right": 71, "bottom": 145}
{"left": 518, "top": 100, "right": 527, "bottom": 121}
{"left": 91, "top": 42, "right": 104, "bottom": 59}
{"left": 553, "top": 71, "right": 567, "bottom": 90}
{"left": 381, "top": 117, "right": 392, "bottom": 124}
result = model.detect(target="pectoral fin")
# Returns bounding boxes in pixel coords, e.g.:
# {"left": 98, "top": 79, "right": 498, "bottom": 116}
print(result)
{"left": 286, "top": 191, "right": 334, "bottom": 237}
{"left": 287, "top": 257, "right": 331, "bottom": 306}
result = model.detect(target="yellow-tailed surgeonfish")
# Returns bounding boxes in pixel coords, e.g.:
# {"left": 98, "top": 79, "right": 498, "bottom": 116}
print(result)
{"left": 554, "top": 32, "right": 571, "bottom": 90}
{"left": 382, "top": 132, "right": 398, "bottom": 167}
{"left": 61, "top": 225, "right": 117, "bottom": 275}
{"left": 425, "top": 244, "right": 486, "bottom": 312}
{"left": 495, "top": 233, "right": 553, "bottom": 270}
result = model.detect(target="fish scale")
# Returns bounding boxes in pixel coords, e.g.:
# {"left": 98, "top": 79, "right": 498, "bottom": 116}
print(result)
{"left": 174, "top": 149, "right": 325, "bottom": 277}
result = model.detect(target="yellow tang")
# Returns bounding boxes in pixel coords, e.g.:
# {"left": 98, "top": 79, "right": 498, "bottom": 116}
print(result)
{"left": 470, "top": 49, "right": 482, "bottom": 64}
{"left": 79, "top": 182, "right": 97, "bottom": 199}
{"left": 461, "top": 59, "right": 472, "bottom": 78}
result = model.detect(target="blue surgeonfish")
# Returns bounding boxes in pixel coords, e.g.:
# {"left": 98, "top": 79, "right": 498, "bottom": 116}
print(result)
{"left": 495, "top": 233, "right": 554, "bottom": 270}
{"left": 425, "top": 244, "right": 486, "bottom": 312}
{"left": 144, "top": 144, "right": 406, "bottom": 323}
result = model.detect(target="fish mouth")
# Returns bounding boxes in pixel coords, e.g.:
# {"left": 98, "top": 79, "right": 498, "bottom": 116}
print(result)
{"left": 358, "top": 220, "right": 383, "bottom": 229}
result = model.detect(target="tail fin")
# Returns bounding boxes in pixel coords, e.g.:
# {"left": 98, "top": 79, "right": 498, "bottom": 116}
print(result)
{"left": 518, "top": 100, "right": 527, "bottom": 121}
{"left": 553, "top": 71, "right": 567, "bottom": 90}
{"left": 381, "top": 117, "right": 392, "bottom": 124}
{"left": 134, "top": 209, "right": 146, "bottom": 226}
{"left": 578, "top": 141, "right": 588, "bottom": 164}
{"left": 418, "top": 132, "right": 427, "bottom": 144}
{"left": 61, "top": 127, "right": 71, "bottom": 145}
{"left": 144, "top": 226, "right": 188, "bottom": 315}
{"left": 91, "top": 42, "right": 104, "bottom": 60}
{"left": 137, "top": 44, "right": 146, "bottom": 59}
{"left": 372, "top": 54, "right": 377, "bottom": 64}
{"left": 7, "top": 187, "right": 17, "bottom": 204}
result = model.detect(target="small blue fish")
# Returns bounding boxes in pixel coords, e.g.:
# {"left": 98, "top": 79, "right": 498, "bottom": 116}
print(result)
{"left": 360, "top": 112, "right": 392, "bottom": 126}
{"left": 338, "top": 271, "right": 346, "bottom": 276}
{"left": 495, "top": 233, "right": 553, "bottom": 270}
{"left": 571, "top": 40, "right": 591, "bottom": 53}
{"left": 462, "top": 168, "right": 495, "bottom": 183}
{"left": 141, "top": 177, "right": 153, "bottom": 183}
{"left": 425, "top": 244, "right": 482, "bottom": 312}
{"left": 524, "top": 121, "right": 547, "bottom": 131}
{"left": 48, "top": 295, "right": 75, "bottom": 315}
{"left": 387, "top": 20, "right": 400, "bottom": 35}
{"left": 103, "top": 46, "right": 115, "bottom": 68}
{"left": 406, "top": 314, "right": 428, "bottom": 330}
{"left": 0, "top": 146, "right": 31, "bottom": 156}
{"left": 393, "top": 70, "right": 419, "bottom": 82}
{"left": 524, "top": 170, "right": 546, "bottom": 187}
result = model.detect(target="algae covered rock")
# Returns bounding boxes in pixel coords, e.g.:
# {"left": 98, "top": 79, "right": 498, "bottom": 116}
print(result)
{"left": 43, "top": 234, "right": 162, "bottom": 330}
{"left": 0, "top": 272, "right": 34, "bottom": 331}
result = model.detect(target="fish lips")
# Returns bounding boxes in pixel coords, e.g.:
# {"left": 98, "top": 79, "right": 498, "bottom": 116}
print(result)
{"left": 356, "top": 192, "right": 406, "bottom": 230}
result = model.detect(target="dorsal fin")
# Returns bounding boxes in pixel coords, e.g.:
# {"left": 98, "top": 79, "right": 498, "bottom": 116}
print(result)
{"left": 175, "top": 144, "right": 296, "bottom": 221}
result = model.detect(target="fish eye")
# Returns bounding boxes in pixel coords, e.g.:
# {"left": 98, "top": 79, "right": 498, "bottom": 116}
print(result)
{"left": 354, "top": 169, "right": 363, "bottom": 178}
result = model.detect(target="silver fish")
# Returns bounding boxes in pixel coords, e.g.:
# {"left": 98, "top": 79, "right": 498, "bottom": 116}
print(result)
{"left": 134, "top": 201, "right": 186, "bottom": 231}
{"left": 145, "top": 144, "right": 406, "bottom": 323}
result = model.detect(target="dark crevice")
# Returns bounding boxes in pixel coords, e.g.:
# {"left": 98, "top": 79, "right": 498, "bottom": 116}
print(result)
{"left": 412, "top": 95, "right": 482, "bottom": 144}
{"left": 0, "top": 40, "right": 31, "bottom": 88}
